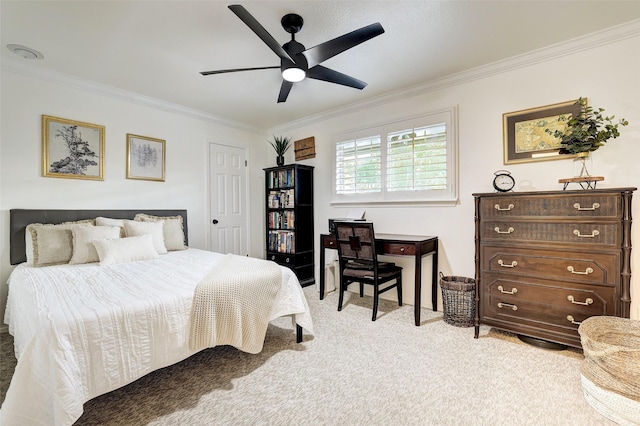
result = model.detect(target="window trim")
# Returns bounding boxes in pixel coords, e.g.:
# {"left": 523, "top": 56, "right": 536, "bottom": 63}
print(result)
{"left": 331, "top": 106, "right": 458, "bottom": 206}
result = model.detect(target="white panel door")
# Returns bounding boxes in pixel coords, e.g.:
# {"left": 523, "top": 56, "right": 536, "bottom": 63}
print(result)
{"left": 209, "top": 143, "right": 248, "bottom": 256}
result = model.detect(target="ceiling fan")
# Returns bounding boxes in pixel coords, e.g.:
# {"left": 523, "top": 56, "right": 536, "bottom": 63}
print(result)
{"left": 200, "top": 4, "right": 385, "bottom": 103}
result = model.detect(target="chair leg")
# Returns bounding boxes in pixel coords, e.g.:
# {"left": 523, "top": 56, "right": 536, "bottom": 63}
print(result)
{"left": 372, "top": 282, "right": 379, "bottom": 321}
{"left": 338, "top": 277, "right": 345, "bottom": 312}
{"left": 359, "top": 282, "right": 364, "bottom": 297}
{"left": 397, "top": 276, "right": 403, "bottom": 306}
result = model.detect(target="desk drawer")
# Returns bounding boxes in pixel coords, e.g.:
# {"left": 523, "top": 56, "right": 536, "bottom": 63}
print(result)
{"left": 377, "top": 242, "right": 416, "bottom": 256}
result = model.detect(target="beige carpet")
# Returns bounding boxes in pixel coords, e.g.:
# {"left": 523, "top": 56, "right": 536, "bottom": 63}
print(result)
{"left": 1, "top": 287, "right": 614, "bottom": 425}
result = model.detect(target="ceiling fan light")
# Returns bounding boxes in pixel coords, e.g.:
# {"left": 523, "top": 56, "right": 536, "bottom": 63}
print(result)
{"left": 282, "top": 67, "right": 306, "bottom": 82}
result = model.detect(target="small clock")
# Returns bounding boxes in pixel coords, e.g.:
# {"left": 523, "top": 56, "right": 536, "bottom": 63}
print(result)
{"left": 493, "top": 170, "right": 515, "bottom": 192}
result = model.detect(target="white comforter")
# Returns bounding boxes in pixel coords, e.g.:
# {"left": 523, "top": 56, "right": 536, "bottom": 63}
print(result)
{"left": 1, "top": 248, "right": 313, "bottom": 426}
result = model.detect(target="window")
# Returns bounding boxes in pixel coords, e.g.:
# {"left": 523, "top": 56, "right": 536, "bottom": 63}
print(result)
{"left": 333, "top": 107, "right": 457, "bottom": 204}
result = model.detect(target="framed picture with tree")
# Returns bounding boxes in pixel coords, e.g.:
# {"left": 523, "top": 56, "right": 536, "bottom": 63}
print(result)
{"left": 42, "top": 115, "right": 105, "bottom": 180}
{"left": 126, "top": 133, "right": 166, "bottom": 182}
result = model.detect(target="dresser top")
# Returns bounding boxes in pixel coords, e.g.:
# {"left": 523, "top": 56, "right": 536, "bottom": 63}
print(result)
{"left": 473, "top": 187, "right": 636, "bottom": 198}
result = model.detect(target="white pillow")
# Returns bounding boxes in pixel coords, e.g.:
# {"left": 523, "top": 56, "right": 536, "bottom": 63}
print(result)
{"left": 27, "top": 222, "right": 94, "bottom": 266}
{"left": 95, "top": 217, "right": 131, "bottom": 237}
{"left": 134, "top": 213, "right": 187, "bottom": 251}
{"left": 123, "top": 220, "right": 167, "bottom": 254}
{"left": 69, "top": 226, "right": 121, "bottom": 265}
{"left": 92, "top": 235, "right": 159, "bottom": 265}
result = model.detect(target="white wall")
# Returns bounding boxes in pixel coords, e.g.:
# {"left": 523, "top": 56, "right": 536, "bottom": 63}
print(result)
{"left": 2, "top": 24, "right": 639, "bottom": 330}
{"left": 273, "top": 29, "right": 640, "bottom": 318}
{"left": 0, "top": 69, "right": 270, "bottom": 328}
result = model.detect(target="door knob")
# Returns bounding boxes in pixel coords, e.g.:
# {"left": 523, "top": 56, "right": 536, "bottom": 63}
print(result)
{"left": 212, "top": 219, "right": 219, "bottom": 224}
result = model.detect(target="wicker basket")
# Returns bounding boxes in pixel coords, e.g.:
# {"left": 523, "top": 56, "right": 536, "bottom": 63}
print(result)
{"left": 440, "top": 273, "right": 476, "bottom": 327}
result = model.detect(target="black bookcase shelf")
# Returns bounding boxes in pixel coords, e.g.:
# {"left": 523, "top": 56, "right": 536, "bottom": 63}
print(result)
{"left": 264, "top": 164, "right": 314, "bottom": 287}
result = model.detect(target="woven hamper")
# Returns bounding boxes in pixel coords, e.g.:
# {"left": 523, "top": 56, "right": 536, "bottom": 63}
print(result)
{"left": 439, "top": 273, "right": 475, "bottom": 327}
{"left": 578, "top": 316, "right": 640, "bottom": 425}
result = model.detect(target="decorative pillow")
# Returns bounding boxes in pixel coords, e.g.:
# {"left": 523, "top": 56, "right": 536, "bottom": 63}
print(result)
{"left": 123, "top": 220, "right": 167, "bottom": 254}
{"left": 92, "top": 235, "right": 159, "bottom": 265}
{"left": 69, "top": 226, "right": 121, "bottom": 265}
{"left": 134, "top": 213, "right": 187, "bottom": 251}
{"left": 27, "top": 221, "right": 94, "bottom": 266}
{"left": 95, "top": 217, "right": 131, "bottom": 237}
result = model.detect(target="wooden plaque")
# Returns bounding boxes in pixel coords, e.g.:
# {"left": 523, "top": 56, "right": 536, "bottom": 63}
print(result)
{"left": 294, "top": 137, "right": 316, "bottom": 161}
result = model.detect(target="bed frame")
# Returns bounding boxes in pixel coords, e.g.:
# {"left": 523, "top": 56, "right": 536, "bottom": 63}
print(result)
{"left": 8, "top": 208, "right": 303, "bottom": 342}
{"left": 9, "top": 209, "right": 188, "bottom": 265}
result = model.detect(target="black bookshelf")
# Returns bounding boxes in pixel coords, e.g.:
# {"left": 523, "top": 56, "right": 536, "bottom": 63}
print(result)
{"left": 264, "top": 164, "right": 314, "bottom": 287}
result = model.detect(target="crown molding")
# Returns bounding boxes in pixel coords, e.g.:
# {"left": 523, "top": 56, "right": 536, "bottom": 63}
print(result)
{"left": 271, "top": 19, "right": 640, "bottom": 133}
{"left": 1, "top": 58, "right": 264, "bottom": 135}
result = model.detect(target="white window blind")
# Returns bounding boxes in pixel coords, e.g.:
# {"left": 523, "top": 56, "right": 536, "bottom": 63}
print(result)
{"left": 335, "top": 135, "right": 382, "bottom": 194}
{"left": 387, "top": 124, "right": 447, "bottom": 192}
{"left": 333, "top": 107, "right": 457, "bottom": 204}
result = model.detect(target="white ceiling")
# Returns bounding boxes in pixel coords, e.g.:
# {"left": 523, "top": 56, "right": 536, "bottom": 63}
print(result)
{"left": 2, "top": 1, "right": 640, "bottom": 131}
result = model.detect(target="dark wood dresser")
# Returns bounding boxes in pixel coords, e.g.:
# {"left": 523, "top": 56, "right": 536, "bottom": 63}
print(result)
{"left": 473, "top": 187, "right": 635, "bottom": 348}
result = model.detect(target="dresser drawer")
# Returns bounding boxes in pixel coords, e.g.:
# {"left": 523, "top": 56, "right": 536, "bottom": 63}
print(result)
{"left": 482, "top": 275, "right": 616, "bottom": 311}
{"left": 481, "top": 276, "right": 616, "bottom": 331}
{"left": 480, "top": 221, "right": 620, "bottom": 247}
{"left": 481, "top": 193, "right": 620, "bottom": 219}
{"left": 481, "top": 246, "right": 618, "bottom": 286}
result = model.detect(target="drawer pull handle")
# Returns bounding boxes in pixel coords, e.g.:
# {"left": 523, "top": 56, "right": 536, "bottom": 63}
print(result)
{"left": 400, "top": 247, "right": 405, "bottom": 253}
{"left": 494, "top": 203, "right": 514, "bottom": 211}
{"left": 285, "top": 258, "right": 291, "bottom": 263}
{"left": 329, "top": 241, "right": 334, "bottom": 246}
{"left": 567, "top": 266, "right": 594, "bottom": 275}
{"left": 573, "top": 229, "right": 600, "bottom": 238}
{"left": 498, "top": 260, "right": 517, "bottom": 268}
{"left": 498, "top": 285, "right": 518, "bottom": 295}
{"left": 497, "top": 302, "right": 518, "bottom": 311}
{"left": 567, "top": 295, "right": 594, "bottom": 305}
{"left": 494, "top": 227, "right": 514, "bottom": 234}
{"left": 573, "top": 202, "right": 600, "bottom": 211}
{"left": 567, "top": 315, "right": 582, "bottom": 325}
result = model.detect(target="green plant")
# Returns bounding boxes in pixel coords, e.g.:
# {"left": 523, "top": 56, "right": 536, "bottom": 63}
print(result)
{"left": 268, "top": 135, "right": 292, "bottom": 156}
{"left": 545, "top": 97, "right": 629, "bottom": 154}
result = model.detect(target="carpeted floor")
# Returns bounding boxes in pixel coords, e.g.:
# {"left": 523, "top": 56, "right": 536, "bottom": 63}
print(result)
{"left": 1, "top": 287, "right": 614, "bottom": 425}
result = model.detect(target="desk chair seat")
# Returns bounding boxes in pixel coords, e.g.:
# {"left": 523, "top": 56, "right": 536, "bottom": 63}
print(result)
{"left": 334, "top": 221, "right": 403, "bottom": 321}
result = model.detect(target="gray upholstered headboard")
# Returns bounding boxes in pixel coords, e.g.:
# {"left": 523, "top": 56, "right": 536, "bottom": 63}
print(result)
{"left": 9, "top": 209, "right": 188, "bottom": 265}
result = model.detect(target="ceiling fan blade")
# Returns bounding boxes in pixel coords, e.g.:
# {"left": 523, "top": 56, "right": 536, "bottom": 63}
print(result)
{"left": 307, "top": 65, "right": 367, "bottom": 90}
{"left": 200, "top": 66, "right": 279, "bottom": 76}
{"left": 277, "top": 80, "right": 294, "bottom": 103}
{"left": 228, "top": 5, "right": 294, "bottom": 62}
{"left": 302, "top": 22, "right": 384, "bottom": 68}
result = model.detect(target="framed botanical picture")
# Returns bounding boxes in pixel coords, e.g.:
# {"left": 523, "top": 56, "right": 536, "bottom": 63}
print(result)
{"left": 126, "top": 133, "right": 166, "bottom": 182}
{"left": 503, "top": 99, "right": 582, "bottom": 164}
{"left": 42, "top": 115, "right": 105, "bottom": 180}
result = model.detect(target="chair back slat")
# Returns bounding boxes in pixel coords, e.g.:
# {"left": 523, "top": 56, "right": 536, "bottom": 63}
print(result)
{"left": 335, "top": 222, "right": 377, "bottom": 263}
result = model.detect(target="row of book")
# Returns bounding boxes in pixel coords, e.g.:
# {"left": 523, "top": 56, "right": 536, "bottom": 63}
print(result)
{"left": 268, "top": 211, "right": 295, "bottom": 230}
{"left": 267, "top": 189, "right": 295, "bottom": 208}
{"left": 267, "top": 168, "right": 295, "bottom": 189}
{"left": 268, "top": 230, "right": 296, "bottom": 254}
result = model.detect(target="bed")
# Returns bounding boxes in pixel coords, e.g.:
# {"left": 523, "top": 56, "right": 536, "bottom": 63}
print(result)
{"left": 1, "top": 209, "right": 313, "bottom": 426}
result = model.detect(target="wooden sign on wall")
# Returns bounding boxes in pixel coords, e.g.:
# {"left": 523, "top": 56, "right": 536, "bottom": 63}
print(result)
{"left": 294, "top": 136, "right": 316, "bottom": 161}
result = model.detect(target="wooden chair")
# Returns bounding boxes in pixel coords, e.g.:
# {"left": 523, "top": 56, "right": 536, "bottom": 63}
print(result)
{"left": 334, "top": 221, "right": 403, "bottom": 321}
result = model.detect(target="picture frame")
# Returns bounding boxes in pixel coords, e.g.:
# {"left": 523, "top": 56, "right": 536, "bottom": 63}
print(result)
{"left": 503, "top": 99, "right": 582, "bottom": 164}
{"left": 42, "top": 115, "right": 105, "bottom": 180}
{"left": 126, "top": 133, "right": 166, "bottom": 182}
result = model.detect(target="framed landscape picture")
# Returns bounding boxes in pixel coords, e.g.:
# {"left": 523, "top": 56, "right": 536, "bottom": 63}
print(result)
{"left": 126, "top": 133, "right": 166, "bottom": 181}
{"left": 503, "top": 99, "right": 582, "bottom": 164}
{"left": 42, "top": 115, "right": 105, "bottom": 180}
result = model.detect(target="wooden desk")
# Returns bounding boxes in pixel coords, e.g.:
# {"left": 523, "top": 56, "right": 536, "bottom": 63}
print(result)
{"left": 319, "top": 233, "right": 438, "bottom": 326}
